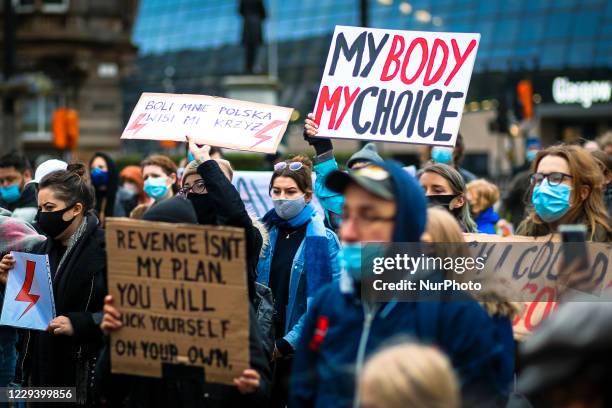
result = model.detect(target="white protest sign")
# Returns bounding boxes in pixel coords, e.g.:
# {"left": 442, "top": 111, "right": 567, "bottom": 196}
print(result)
{"left": 121, "top": 93, "right": 294, "bottom": 154}
{"left": 314, "top": 26, "right": 480, "bottom": 147}
{"left": 233, "top": 171, "right": 323, "bottom": 219}
{"left": 0, "top": 252, "right": 55, "bottom": 331}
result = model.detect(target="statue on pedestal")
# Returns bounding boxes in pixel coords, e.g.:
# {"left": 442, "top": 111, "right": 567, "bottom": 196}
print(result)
{"left": 239, "top": 0, "right": 267, "bottom": 74}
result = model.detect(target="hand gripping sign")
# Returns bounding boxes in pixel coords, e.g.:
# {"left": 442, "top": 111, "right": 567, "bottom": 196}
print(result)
{"left": 313, "top": 25, "right": 480, "bottom": 147}
{"left": 121, "top": 93, "right": 294, "bottom": 154}
{"left": 0, "top": 252, "right": 55, "bottom": 331}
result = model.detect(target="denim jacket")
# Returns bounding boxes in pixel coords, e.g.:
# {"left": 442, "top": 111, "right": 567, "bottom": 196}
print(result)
{"left": 256, "top": 211, "right": 341, "bottom": 349}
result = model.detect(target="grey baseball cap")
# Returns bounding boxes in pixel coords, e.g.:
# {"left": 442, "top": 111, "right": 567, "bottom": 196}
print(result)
{"left": 325, "top": 164, "right": 394, "bottom": 200}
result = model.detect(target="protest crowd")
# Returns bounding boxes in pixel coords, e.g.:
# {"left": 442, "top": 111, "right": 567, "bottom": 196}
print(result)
{"left": 0, "top": 118, "right": 609, "bottom": 408}
{"left": 0, "top": 24, "right": 611, "bottom": 408}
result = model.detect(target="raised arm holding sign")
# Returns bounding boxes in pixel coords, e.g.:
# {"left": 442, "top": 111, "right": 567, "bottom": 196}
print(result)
{"left": 313, "top": 26, "right": 480, "bottom": 147}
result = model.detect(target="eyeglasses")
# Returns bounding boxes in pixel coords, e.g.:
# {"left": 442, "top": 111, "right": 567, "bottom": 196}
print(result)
{"left": 274, "top": 161, "right": 303, "bottom": 172}
{"left": 530, "top": 172, "right": 573, "bottom": 186}
{"left": 339, "top": 213, "right": 395, "bottom": 230}
{"left": 179, "top": 180, "right": 206, "bottom": 195}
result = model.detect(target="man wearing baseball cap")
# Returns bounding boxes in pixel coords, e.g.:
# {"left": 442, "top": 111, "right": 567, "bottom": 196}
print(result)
{"left": 290, "top": 161, "right": 510, "bottom": 407}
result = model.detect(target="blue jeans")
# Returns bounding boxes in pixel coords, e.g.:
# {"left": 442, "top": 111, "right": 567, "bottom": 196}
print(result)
{"left": 0, "top": 330, "right": 17, "bottom": 387}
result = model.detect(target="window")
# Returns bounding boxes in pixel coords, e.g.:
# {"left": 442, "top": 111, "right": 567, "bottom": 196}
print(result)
{"left": 42, "top": 0, "right": 69, "bottom": 13}
{"left": 516, "top": 16, "right": 546, "bottom": 44}
{"left": 539, "top": 43, "right": 567, "bottom": 68}
{"left": 13, "top": 0, "right": 35, "bottom": 13}
{"left": 572, "top": 11, "right": 600, "bottom": 39}
{"left": 19, "top": 95, "right": 59, "bottom": 142}
{"left": 567, "top": 41, "right": 595, "bottom": 67}
{"left": 544, "top": 12, "right": 572, "bottom": 40}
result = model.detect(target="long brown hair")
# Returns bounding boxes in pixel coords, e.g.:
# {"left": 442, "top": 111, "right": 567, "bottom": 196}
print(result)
{"left": 418, "top": 163, "right": 478, "bottom": 233}
{"left": 523, "top": 144, "right": 611, "bottom": 240}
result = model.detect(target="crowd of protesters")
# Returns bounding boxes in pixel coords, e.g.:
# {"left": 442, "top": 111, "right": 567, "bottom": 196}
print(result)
{"left": 0, "top": 115, "right": 610, "bottom": 407}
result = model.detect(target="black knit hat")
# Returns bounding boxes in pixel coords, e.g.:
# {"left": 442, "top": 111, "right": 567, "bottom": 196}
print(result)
{"left": 141, "top": 196, "right": 197, "bottom": 224}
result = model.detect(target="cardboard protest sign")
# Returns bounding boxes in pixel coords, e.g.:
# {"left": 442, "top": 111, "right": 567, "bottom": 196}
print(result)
{"left": 314, "top": 26, "right": 479, "bottom": 147}
{"left": 0, "top": 252, "right": 55, "bottom": 331}
{"left": 464, "top": 233, "right": 612, "bottom": 340}
{"left": 121, "top": 93, "right": 294, "bottom": 154}
{"left": 105, "top": 218, "right": 250, "bottom": 385}
{"left": 233, "top": 171, "right": 323, "bottom": 218}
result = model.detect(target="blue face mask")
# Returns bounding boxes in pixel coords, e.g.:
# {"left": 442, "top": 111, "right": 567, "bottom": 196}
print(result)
{"left": 90, "top": 167, "right": 109, "bottom": 188}
{"left": 532, "top": 179, "right": 571, "bottom": 222}
{"left": 339, "top": 243, "right": 363, "bottom": 281}
{"left": 187, "top": 152, "right": 195, "bottom": 162}
{"left": 273, "top": 195, "right": 307, "bottom": 220}
{"left": 339, "top": 242, "right": 385, "bottom": 282}
{"left": 431, "top": 147, "right": 453, "bottom": 164}
{"left": 0, "top": 184, "right": 22, "bottom": 203}
{"left": 526, "top": 150, "right": 538, "bottom": 162}
{"left": 144, "top": 177, "right": 169, "bottom": 200}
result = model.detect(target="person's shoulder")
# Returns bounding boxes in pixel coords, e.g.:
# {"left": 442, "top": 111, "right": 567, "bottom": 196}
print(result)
{"left": 324, "top": 227, "right": 340, "bottom": 244}
{"left": 440, "top": 298, "right": 491, "bottom": 325}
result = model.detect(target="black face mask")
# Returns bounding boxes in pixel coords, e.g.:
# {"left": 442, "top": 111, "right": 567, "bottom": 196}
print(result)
{"left": 427, "top": 194, "right": 456, "bottom": 208}
{"left": 187, "top": 193, "right": 216, "bottom": 225}
{"left": 427, "top": 194, "right": 463, "bottom": 218}
{"left": 36, "top": 205, "right": 76, "bottom": 239}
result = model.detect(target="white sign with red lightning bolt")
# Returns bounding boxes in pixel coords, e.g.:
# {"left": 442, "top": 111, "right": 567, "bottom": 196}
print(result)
{"left": 0, "top": 252, "right": 55, "bottom": 331}
{"left": 121, "top": 92, "right": 294, "bottom": 154}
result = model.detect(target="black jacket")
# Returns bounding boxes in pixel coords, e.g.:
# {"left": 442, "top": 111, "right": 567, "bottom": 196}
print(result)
{"left": 89, "top": 152, "right": 119, "bottom": 224}
{"left": 16, "top": 214, "right": 107, "bottom": 403}
{"left": 501, "top": 169, "right": 532, "bottom": 229}
{"left": 98, "top": 305, "right": 272, "bottom": 408}
{"left": 196, "top": 160, "right": 263, "bottom": 303}
{"left": 0, "top": 182, "right": 38, "bottom": 212}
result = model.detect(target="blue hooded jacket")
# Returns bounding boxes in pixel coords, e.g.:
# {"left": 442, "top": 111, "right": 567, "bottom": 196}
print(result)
{"left": 290, "top": 161, "right": 512, "bottom": 408}
{"left": 476, "top": 207, "right": 501, "bottom": 234}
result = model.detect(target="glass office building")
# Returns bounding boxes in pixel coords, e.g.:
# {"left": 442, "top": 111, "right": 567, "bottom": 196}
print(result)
{"left": 126, "top": 0, "right": 612, "bottom": 173}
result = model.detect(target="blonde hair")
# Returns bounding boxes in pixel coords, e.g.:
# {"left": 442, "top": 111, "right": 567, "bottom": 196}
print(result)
{"left": 423, "top": 207, "right": 466, "bottom": 244}
{"left": 182, "top": 159, "right": 234, "bottom": 186}
{"left": 424, "top": 208, "right": 518, "bottom": 319}
{"left": 359, "top": 343, "right": 459, "bottom": 408}
{"left": 597, "top": 131, "right": 612, "bottom": 150}
{"left": 467, "top": 179, "right": 500, "bottom": 215}
{"left": 129, "top": 203, "right": 149, "bottom": 219}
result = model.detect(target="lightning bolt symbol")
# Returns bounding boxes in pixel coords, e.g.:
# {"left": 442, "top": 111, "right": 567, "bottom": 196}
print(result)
{"left": 127, "top": 113, "right": 147, "bottom": 135}
{"left": 251, "top": 120, "right": 285, "bottom": 148}
{"left": 15, "top": 260, "right": 40, "bottom": 320}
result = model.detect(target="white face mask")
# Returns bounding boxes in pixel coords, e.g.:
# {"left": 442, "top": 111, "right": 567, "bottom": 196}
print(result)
{"left": 121, "top": 182, "right": 138, "bottom": 196}
{"left": 272, "top": 195, "right": 307, "bottom": 220}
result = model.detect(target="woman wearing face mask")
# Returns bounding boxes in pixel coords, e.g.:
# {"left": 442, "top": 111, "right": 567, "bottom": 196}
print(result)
{"left": 418, "top": 163, "right": 478, "bottom": 232}
{"left": 256, "top": 155, "right": 341, "bottom": 408}
{"left": 89, "top": 152, "right": 119, "bottom": 226}
{"left": 141, "top": 154, "right": 178, "bottom": 203}
{"left": 115, "top": 165, "right": 147, "bottom": 217}
{"left": 517, "top": 145, "right": 611, "bottom": 241}
{"left": 0, "top": 163, "right": 106, "bottom": 405}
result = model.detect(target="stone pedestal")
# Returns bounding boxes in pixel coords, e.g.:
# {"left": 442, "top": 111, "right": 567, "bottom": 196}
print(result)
{"left": 222, "top": 75, "right": 280, "bottom": 106}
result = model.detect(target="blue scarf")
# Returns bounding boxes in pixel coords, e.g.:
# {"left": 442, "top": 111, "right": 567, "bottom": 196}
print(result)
{"left": 262, "top": 203, "right": 332, "bottom": 296}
